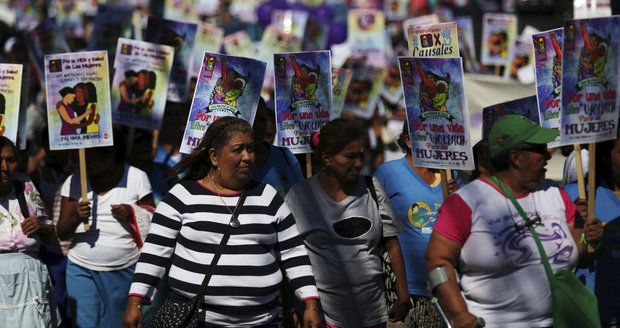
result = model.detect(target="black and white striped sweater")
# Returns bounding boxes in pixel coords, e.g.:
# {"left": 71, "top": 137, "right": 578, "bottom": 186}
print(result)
{"left": 129, "top": 180, "right": 318, "bottom": 326}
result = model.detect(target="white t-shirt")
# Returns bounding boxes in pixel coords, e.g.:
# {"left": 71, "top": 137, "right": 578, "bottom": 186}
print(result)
{"left": 61, "top": 165, "right": 152, "bottom": 271}
{"left": 434, "top": 177, "right": 579, "bottom": 327}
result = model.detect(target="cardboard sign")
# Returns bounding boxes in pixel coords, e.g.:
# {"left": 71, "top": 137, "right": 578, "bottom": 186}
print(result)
{"left": 223, "top": 31, "right": 256, "bottom": 58}
{"left": 0, "top": 64, "right": 23, "bottom": 144}
{"left": 481, "top": 13, "right": 517, "bottom": 66}
{"left": 348, "top": 9, "right": 386, "bottom": 68}
{"left": 399, "top": 57, "right": 474, "bottom": 170}
{"left": 407, "top": 22, "right": 460, "bottom": 58}
{"left": 533, "top": 28, "right": 563, "bottom": 147}
{"left": 331, "top": 67, "right": 352, "bottom": 119}
{"left": 455, "top": 16, "right": 479, "bottom": 73}
{"left": 482, "top": 95, "right": 540, "bottom": 140}
{"left": 192, "top": 23, "right": 224, "bottom": 76}
{"left": 44, "top": 51, "right": 113, "bottom": 150}
{"left": 274, "top": 51, "right": 332, "bottom": 154}
{"left": 180, "top": 53, "right": 266, "bottom": 154}
{"left": 561, "top": 16, "right": 620, "bottom": 145}
{"left": 111, "top": 38, "right": 175, "bottom": 130}
{"left": 24, "top": 19, "right": 71, "bottom": 81}
{"left": 145, "top": 17, "right": 198, "bottom": 103}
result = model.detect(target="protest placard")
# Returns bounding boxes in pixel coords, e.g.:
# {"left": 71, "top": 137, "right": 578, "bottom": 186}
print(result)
{"left": 561, "top": 16, "right": 620, "bottom": 145}
{"left": 274, "top": 51, "right": 332, "bottom": 154}
{"left": 455, "top": 16, "right": 479, "bottom": 73}
{"left": 192, "top": 23, "right": 224, "bottom": 77}
{"left": 342, "top": 63, "right": 385, "bottom": 119}
{"left": 24, "top": 19, "right": 71, "bottom": 81}
{"left": 180, "top": 53, "right": 266, "bottom": 154}
{"left": 44, "top": 51, "right": 113, "bottom": 150}
{"left": 145, "top": 17, "right": 197, "bottom": 103}
{"left": 482, "top": 95, "right": 539, "bottom": 140}
{"left": 407, "top": 22, "right": 459, "bottom": 58}
{"left": 223, "top": 31, "right": 256, "bottom": 58}
{"left": 481, "top": 13, "right": 517, "bottom": 66}
{"left": 533, "top": 28, "right": 563, "bottom": 147}
{"left": 111, "top": 38, "right": 174, "bottom": 130}
{"left": 399, "top": 57, "right": 474, "bottom": 170}
{"left": 272, "top": 10, "right": 309, "bottom": 38}
{"left": 331, "top": 67, "right": 352, "bottom": 119}
{"left": 402, "top": 14, "right": 439, "bottom": 36}
{"left": 348, "top": 9, "right": 386, "bottom": 67}
{"left": 0, "top": 64, "right": 23, "bottom": 144}
{"left": 87, "top": 4, "right": 134, "bottom": 67}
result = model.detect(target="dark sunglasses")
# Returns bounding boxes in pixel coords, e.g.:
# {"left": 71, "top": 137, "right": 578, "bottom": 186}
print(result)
{"left": 515, "top": 143, "right": 549, "bottom": 157}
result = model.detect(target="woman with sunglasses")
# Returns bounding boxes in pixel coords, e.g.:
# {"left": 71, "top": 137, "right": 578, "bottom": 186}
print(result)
{"left": 285, "top": 119, "right": 410, "bottom": 328}
{"left": 123, "top": 117, "right": 320, "bottom": 327}
{"left": 426, "top": 115, "right": 601, "bottom": 328}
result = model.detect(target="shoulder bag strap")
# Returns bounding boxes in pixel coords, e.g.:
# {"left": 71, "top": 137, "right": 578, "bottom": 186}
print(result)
{"left": 490, "top": 176, "right": 555, "bottom": 282}
{"left": 193, "top": 189, "right": 247, "bottom": 304}
{"left": 13, "top": 180, "right": 30, "bottom": 218}
{"left": 364, "top": 176, "right": 380, "bottom": 211}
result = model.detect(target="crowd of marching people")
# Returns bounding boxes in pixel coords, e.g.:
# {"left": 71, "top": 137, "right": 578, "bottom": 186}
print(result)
{"left": 1, "top": 2, "right": 619, "bottom": 328}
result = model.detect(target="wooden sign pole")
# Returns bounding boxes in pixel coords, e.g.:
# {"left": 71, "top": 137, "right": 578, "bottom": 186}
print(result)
{"left": 306, "top": 153, "right": 313, "bottom": 177}
{"left": 587, "top": 143, "right": 596, "bottom": 253}
{"left": 78, "top": 148, "right": 90, "bottom": 230}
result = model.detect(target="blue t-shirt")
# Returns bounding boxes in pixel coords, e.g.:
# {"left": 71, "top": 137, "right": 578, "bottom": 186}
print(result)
{"left": 376, "top": 157, "right": 452, "bottom": 296}
{"left": 565, "top": 182, "right": 620, "bottom": 325}
{"left": 252, "top": 143, "right": 304, "bottom": 197}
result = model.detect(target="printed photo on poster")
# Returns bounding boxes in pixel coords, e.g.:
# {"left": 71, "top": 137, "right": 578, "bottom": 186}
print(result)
{"left": 145, "top": 17, "right": 197, "bottom": 103}
{"left": 455, "top": 16, "right": 480, "bottom": 73}
{"left": 44, "top": 51, "right": 113, "bottom": 150}
{"left": 533, "top": 28, "right": 563, "bottom": 147}
{"left": 274, "top": 51, "right": 332, "bottom": 154}
{"left": 561, "top": 16, "right": 620, "bottom": 145}
{"left": 399, "top": 57, "right": 474, "bottom": 170}
{"left": 342, "top": 62, "right": 385, "bottom": 119}
{"left": 111, "top": 38, "right": 174, "bottom": 130}
{"left": 180, "top": 53, "right": 267, "bottom": 154}
{"left": 482, "top": 95, "right": 540, "bottom": 140}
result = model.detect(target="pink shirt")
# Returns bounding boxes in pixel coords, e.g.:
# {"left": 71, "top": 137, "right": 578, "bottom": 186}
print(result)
{"left": 0, "top": 175, "right": 50, "bottom": 253}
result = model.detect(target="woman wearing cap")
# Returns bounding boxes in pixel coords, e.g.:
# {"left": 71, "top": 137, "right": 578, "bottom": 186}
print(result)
{"left": 285, "top": 119, "right": 411, "bottom": 327}
{"left": 426, "top": 115, "right": 602, "bottom": 328}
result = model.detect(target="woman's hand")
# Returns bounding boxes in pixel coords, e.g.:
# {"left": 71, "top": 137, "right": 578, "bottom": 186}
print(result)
{"left": 77, "top": 201, "right": 91, "bottom": 222}
{"left": 452, "top": 311, "right": 479, "bottom": 328}
{"left": 122, "top": 297, "right": 143, "bottom": 328}
{"left": 575, "top": 198, "right": 588, "bottom": 222}
{"left": 21, "top": 216, "right": 43, "bottom": 236}
{"left": 388, "top": 300, "right": 412, "bottom": 322}
{"left": 584, "top": 218, "right": 604, "bottom": 244}
{"left": 111, "top": 204, "right": 133, "bottom": 223}
{"left": 447, "top": 178, "right": 459, "bottom": 195}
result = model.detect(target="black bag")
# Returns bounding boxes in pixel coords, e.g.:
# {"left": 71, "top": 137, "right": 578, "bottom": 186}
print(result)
{"left": 149, "top": 190, "right": 247, "bottom": 328}
{"left": 364, "top": 176, "right": 398, "bottom": 309}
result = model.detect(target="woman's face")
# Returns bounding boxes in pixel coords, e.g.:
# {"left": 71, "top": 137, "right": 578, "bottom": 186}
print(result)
{"left": 324, "top": 138, "right": 364, "bottom": 183}
{"left": 0, "top": 146, "right": 17, "bottom": 187}
{"left": 76, "top": 86, "right": 86, "bottom": 104}
{"left": 138, "top": 72, "right": 148, "bottom": 88}
{"left": 211, "top": 131, "right": 255, "bottom": 188}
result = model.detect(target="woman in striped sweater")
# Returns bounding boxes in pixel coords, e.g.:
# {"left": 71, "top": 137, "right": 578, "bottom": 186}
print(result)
{"left": 122, "top": 117, "right": 320, "bottom": 327}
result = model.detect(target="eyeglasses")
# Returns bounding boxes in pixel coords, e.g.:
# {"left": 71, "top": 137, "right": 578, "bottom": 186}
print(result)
{"left": 513, "top": 215, "right": 542, "bottom": 231}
